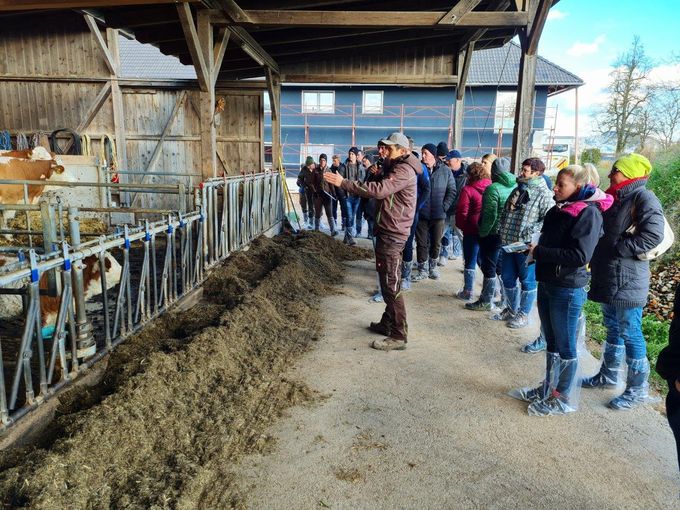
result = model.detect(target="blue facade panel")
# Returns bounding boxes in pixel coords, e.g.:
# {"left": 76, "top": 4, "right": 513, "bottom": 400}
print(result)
{"left": 267, "top": 85, "right": 550, "bottom": 170}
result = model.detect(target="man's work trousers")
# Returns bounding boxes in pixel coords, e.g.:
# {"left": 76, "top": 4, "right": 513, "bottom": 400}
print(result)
{"left": 375, "top": 235, "right": 408, "bottom": 341}
{"left": 415, "top": 217, "right": 445, "bottom": 264}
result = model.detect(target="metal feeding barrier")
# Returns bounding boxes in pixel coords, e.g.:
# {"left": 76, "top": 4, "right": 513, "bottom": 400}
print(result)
{"left": 0, "top": 172, "right": 284, "bottom": 430}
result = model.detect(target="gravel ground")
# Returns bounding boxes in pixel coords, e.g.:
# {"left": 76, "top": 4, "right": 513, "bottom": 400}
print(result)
{"left": 236, "top": 237, "right": 679, "bottom": 510}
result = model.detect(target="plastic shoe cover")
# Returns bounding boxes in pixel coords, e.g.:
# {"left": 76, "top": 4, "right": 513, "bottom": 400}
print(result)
{"left": 462, "top": 268, "right": 475, "bottom": 292}
{"left": 576, "top": 311, "right": 587, "bottom": 358}
{"left": 510, "top": 352, "right": 558, "bottom": 403}
{"left": 509, "top": 384, "right": 547, "bottom": 403}
{"left": 369, "top": 291, "right": 384, "bottom": 303}
{"left": 428, "top": 259, "right": 441, "bottom": 279}
{"left": 521, "top": 334, "right": 547, "bottom": 353}
{"left": 527, "top": 394, "right": 576, "bottom": 416}
{"left": 411, "top": 263, "right": 428, "bottom": 282}
{"left": 581, "top": 341, "right": 625, "bottom": 388}
{"left": 329, "top": 218, "right": 338, "bottom": 237}
{"left": 508, "top": 312, "right": 530, "bottom": 329}
{"left": 518, "top": 289, "right": 538, "bottom": 316}
{"left": 437, "top": 255, "right": 448, "bottom": 267}
{"left": 401, "top": 263, "right": 412, "bottom": 291}
{"left": 465, "top": 278, "right": 495, "bottom": 310}
{"left": 491, "top": 307, "right": 516, "bottom": 321}
{"left": 608, "top": 358, "right": 660, "bottom": 410}
{"left": 505, "top": 286, "right": 520, "bottom": 315}
{"left": 456, "top": 289, "right": 473, "bottom": 301}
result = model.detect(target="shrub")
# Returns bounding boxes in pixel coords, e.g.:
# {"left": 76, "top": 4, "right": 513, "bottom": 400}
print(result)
{"left": 581, "top": 147, "right": 602, "bottom": 165}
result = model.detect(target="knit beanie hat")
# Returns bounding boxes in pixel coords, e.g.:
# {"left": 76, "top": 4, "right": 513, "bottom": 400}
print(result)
{"left": 422, "top": 143, "right": 437, "bottom": 157}
{"left": 319, "top": 153, "right": 327, "bottom": 162}
{"left": 491, "top": 157, "right": 511, "bottom": 179}
{"left": 305, "top": 156, "right": 314, "bottom": 166}
{"left": 437, "top": 142, "right": 449, "bottom": 157}
{"left": 613, "top": 153, "right": 652, "bottom": 179}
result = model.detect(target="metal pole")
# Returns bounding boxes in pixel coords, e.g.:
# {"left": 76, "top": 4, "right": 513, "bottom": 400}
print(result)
{"left": 68, "top": 207, "right": 96, "bottom": 359}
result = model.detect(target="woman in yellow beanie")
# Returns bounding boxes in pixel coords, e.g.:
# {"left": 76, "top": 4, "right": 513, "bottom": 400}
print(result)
{"left": 583, "top": 153, "right": 665, "bottom": 410}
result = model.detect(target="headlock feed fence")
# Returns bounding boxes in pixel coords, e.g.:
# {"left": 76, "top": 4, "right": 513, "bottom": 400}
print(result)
{"left": 0, "top": 171, "right": 284, "bottom": 431}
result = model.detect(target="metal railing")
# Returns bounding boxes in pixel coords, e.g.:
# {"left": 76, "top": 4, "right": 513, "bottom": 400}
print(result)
{"left": 0, "top": 171, "right": 284, "bottom": 430}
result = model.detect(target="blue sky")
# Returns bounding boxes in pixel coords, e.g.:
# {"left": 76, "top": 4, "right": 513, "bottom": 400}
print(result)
{"left": 538, "top": 0, "right": 680, "bottom": 137}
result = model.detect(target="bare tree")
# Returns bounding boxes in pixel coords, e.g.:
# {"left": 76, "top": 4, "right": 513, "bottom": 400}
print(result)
{"left": 596, "top": 37, "right": 654, "bottom": 155}
{"left": 651, "top": 84, "right": 680, "bottom": 150}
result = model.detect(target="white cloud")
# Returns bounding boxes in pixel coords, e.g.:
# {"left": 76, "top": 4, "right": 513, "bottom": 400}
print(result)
{"left": 566, "top": 35, "right": 606, "bottom": 57}
{"left": 547, "top": 9, "right": 568, "bottom": 21}
{"left": 648, "top": 63, "right": 680, "bottom": 84}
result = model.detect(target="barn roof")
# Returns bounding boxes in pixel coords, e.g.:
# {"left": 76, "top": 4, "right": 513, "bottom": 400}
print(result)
{"left": 467, "top": 41, "right": 583, "bottom": 92}
{"left": 119, "top": 35, "right": 582, "bottom": 95}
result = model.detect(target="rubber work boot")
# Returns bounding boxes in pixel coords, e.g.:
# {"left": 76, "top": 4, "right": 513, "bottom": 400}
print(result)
{"left": 371, "top": 337, "right": 406, "bottom": 351}
{"left": 465, "top": 277, "right": 496, "bottom": 311}
{"left": 428, "top": 258, "right": 440, "bottom": 280}
{"left": 401, "top": 262, "right": 412, "bottom": 291}
{"left": 581, "top": 342, "right": 625, "bottom": 388}
{"left": 608, "top": 357, "right": 657, "bottom": 410}
{"left": 411, "top": 262, "right": 428, "bottom": 282}
{"left": 329, "top": 218, "right": 338, "bottom": 237}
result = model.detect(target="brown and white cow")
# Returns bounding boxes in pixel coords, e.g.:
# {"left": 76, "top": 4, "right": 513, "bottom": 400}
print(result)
{"left": 0, "top": 147, "right": 67, "bottom": 236}
{"left": 0, "top": 252, "right": 122, "bottom": 328}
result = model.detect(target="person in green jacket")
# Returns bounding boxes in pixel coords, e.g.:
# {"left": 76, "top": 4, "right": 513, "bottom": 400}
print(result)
{"left": 466, "top": 155, "right": 515, "bottom": 311}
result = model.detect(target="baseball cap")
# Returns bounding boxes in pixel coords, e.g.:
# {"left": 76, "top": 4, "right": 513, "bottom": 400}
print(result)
{"left": 378, "top": 132, "right": 409, "bottom": 148}
{"left": 445, "top": 149, "right": 462, "bottom": 160}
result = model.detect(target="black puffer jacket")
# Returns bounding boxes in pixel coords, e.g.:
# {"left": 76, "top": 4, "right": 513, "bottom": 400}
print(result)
{"left": 420, "top": 160, "right": 456, "bottom": 221}
{"left": 534, "top": 202, "right": 604, "bottom": 288}
{"left": 330, "top": 162, "right": 347, "bottom": 199}
{"left": 588, "top": 179, "right": 665, "bottom": 308}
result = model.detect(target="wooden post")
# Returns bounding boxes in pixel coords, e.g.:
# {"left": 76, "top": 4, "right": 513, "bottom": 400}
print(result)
{"left": 510, "top": 0, "right": 551, "bottom": 172}
{"left": 453, "top": 44, "right": 473, "bottom": 150}
{"left": 574, "top": 87, "right": 579, "bottom": 164}
{"left": 266, "top": 68, "right": 281, "bottom": 172}
{"left": 197, "top": 11, "right": 217, "bottom": 179}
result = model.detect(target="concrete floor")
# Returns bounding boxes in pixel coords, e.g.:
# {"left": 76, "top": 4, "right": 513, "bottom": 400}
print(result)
{"left": 236, "top": 236, "right": 679, "bottom": 509}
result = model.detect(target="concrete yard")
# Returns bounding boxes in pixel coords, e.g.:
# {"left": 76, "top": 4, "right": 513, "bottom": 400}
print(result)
{"left": 236, "top": 237, "right": 678, "bottom": 509}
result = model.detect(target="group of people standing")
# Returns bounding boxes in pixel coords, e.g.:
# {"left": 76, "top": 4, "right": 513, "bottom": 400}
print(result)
{"left": 314, "top": 132, "right": 671, "bottom": 422}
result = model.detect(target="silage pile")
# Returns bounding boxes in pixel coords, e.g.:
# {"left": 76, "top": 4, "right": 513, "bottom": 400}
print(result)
{"left": 0, "top": 232, "right": 370, "bottom": 509}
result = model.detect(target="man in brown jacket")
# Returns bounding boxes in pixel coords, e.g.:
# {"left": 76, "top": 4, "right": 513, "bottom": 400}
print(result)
{"left": 324, "top": 132, "right": 418, "bottom": 351}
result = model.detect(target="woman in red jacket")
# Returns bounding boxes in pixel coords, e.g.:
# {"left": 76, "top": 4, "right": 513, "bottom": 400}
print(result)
{"left": 455, "top": 162, "right": 492, "bottom": 300}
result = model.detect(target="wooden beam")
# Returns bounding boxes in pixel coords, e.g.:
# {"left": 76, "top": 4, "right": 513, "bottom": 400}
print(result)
{"left": 196, "top": 10, "right": 217, "bottom": 180}
{"left": 77, "top": 81, "right": 111, "bottom": 132}
{"left": 280, "top": 74, "right": 458, "bottom": 85}
{"left": 176, "top": 3, "right": 210, "bottom": 92}
{"left": 131, "top": 91, "right": 188, "bottom": 205}
{"left": 227, "top": 26, "right": 279, "bottom": 72}
{"left": 438, "top": 0, "right": 482, "bottom": 24}
{"left": 513, "top": 0, "right": 525, "bottom": 11}
{"left": 0, "top": 0, "right": 199, "bottom": 11}
{"left": 212, "top": 0, "right": 251, "bottom": 23}
{"left": 213, "top": 28, "right": 230, "bottom": 87}
{"left": 106, "top": 28, "right": 127, "bottom": 174}
{"left": 510, "top": 51, "right": 538, "bottom": 171}
{"left": 457, "top": 42, "right": 475, "bottom": 100}
{"left": 83, "top": 14, "right": 117, "bottom": 75}
{"left": 265, "top": 67, "right": 278, "bottom": 121}
{"left": 213, "top": 10, "right": 528, "bottom": 27}
{"left": 526, "top": 0, "right": 552, "bottom": 55}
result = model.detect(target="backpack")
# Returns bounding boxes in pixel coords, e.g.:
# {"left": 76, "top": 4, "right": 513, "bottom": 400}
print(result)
{"left": 625, "top": 194, "right": 675, "bottom": 260}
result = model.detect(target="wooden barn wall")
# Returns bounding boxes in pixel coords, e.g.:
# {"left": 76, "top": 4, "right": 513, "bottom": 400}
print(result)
{"left": 280, "top": 44, "right": 455, "bottom": 78}
{"left": 0, "top": 16, "right": 266, "bottom": 211}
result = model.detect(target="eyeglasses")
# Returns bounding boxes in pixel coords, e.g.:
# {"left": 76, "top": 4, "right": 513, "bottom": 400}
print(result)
{"left": 608, "top": 167, "right": 620, "bottom": 177}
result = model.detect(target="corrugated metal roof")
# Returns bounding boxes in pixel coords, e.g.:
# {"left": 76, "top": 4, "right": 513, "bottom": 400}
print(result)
{"left": 118, "top": 35, "right": 196, "bottom": 80}
{"left": 119, "top": 37, "right": 582, "bottom": 88}
{"left": 467, "top": 41, "right": 583, "bottom": 87}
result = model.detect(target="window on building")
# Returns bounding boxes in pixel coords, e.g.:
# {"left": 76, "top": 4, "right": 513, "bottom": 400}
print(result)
{"left": 362, "top": 91, "right": 384, "bottom": 114}
{"left": 300, "top": 144, "right": 335, "bottom": 166}
{"left": 264, "top": 143, "right": 273, "bottom": 167}
{"left": 494, "top": 91, "right": 517, "bottom": 132}
{"left": 301, "top": 91, "right": 335, "bottom": 114}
